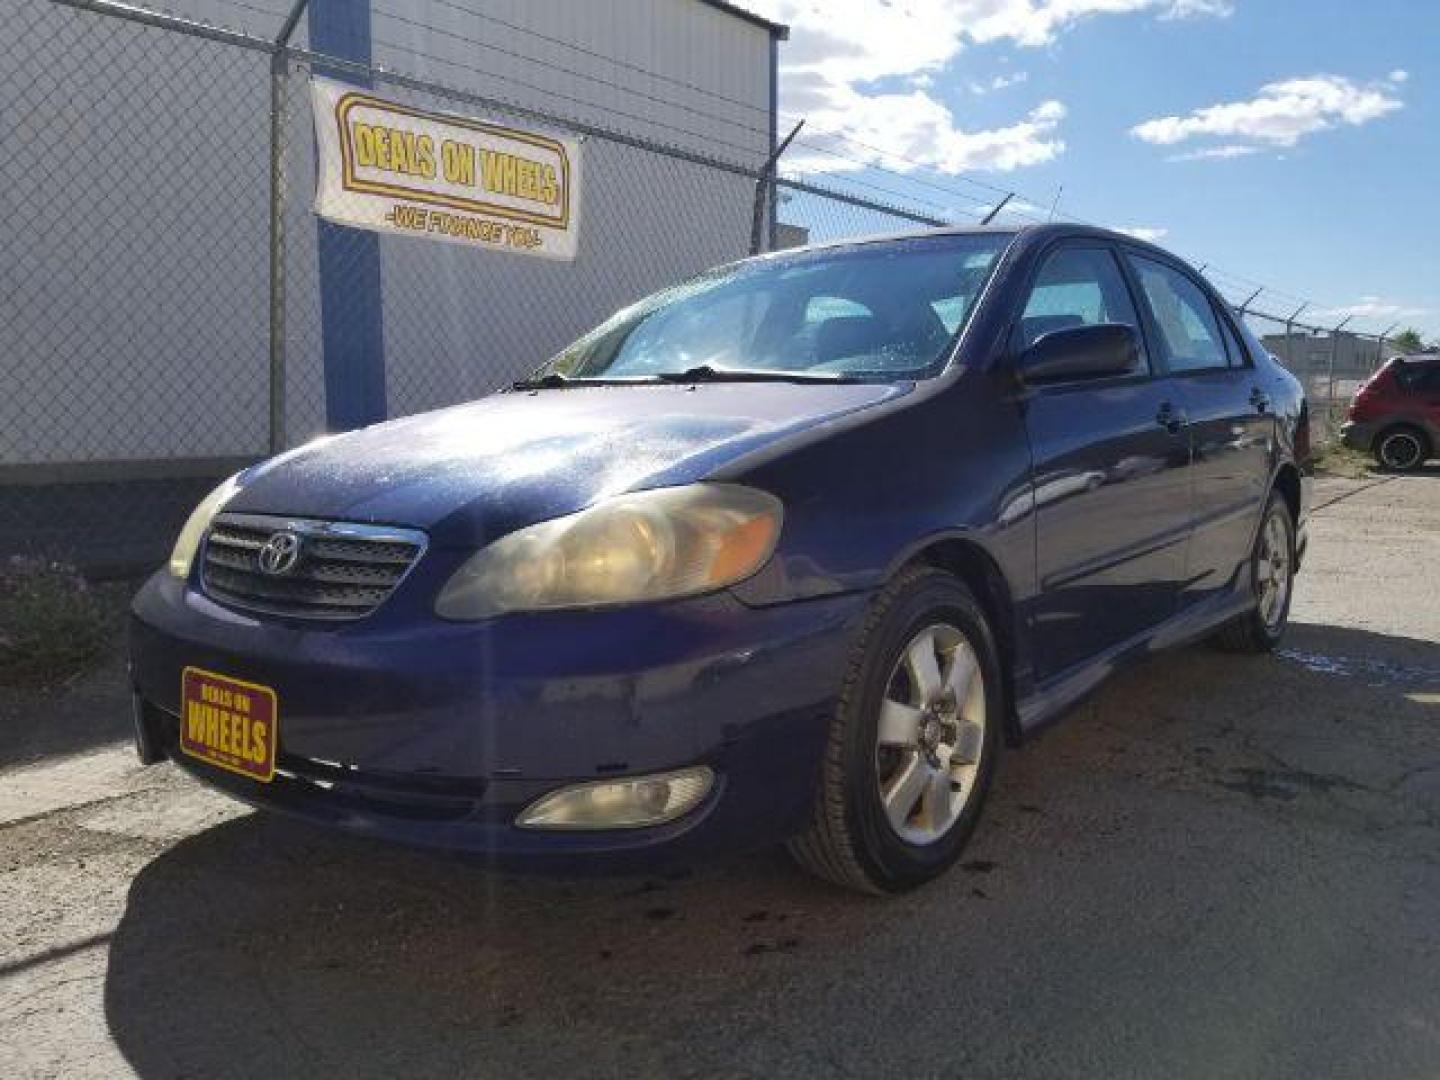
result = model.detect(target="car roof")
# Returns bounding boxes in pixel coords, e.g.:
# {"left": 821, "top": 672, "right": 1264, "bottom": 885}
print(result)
{"left": 757, "top": 221, "right": 1180, "bottom": 263}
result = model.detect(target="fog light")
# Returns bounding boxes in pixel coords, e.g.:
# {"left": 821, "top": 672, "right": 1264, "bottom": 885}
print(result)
{"left": 515, "top": 767, "right": 715, "bottom": 830}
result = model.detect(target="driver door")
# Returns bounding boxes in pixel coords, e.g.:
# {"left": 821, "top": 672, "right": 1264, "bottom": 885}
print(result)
{"left": 1017, "top": 244, "right": 1194, "bottom": 682}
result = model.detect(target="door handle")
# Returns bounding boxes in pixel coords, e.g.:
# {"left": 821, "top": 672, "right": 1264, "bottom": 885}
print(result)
{"left": 1156, "top": 402, "right": 1187, "bottom": 434}
{"left": 1249, "top": 386, "right": 1270, "bottom": 414}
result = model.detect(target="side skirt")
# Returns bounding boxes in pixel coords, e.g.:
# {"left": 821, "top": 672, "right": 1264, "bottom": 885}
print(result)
{"left": 1014, "top": 587, "right": 1255, "bottom": 737}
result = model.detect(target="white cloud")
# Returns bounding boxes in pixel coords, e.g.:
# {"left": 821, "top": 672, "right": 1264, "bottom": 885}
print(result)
{"left": 745, "top": 0, "right": 1233, "bottom": 173}
{"left": 970, "top": 71, "right": 1030, "bottom": 94}
{"left": 1116, "top": 226, "right": 1169, "bottom": 241}
{"left": 1161, "top": 0, "right": 1235, "bottom": 17}
{"left": 1388, "top": 69, "right": 1410, "bottom": 84}
{"left": 1132, "top": 74, "right": 1404, "bottom": 153}
{"left": 1166, "top": 143, "right": 1260, "bottom": 161}
{"left": 787, "top": 92, "right": 1067, "bottom": 174}
{"left": 1309, "top": 297, "right": 1431, "bottom": 323}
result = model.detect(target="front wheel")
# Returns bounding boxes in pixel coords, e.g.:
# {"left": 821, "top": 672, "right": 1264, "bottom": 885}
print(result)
{"left": 1213, "top": 492, "right": 1296, "bottom": 653}
{"left": 1374, "top": 425, "right": 1430, "bottom": 472}
{"left": 787, "top": 567, "right": 1003, "bottom": 894}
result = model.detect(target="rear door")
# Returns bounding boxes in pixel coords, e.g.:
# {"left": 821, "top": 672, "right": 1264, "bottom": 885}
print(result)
{"left": 1406, "top": 362, "right": 1440, "bottom": 444}
{"left": 1017, "top": 243, "right": 1194, "bottom": 682}
{"left": 1123, "top": 254, "right": 1271, "bottom": 608}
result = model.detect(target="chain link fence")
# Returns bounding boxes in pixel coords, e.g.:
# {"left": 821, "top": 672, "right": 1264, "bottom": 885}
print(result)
{"left": 1, "top": 0, "right": 764, "bottom": 573}
{"left": 1232, "top": 305, "right": 1396, "bottom": 445}
{"left": 0, "top": 0, "right": 1411, "bottom": 575}
{"left": 0, "top": 0, "right": 280, "bottom": 573}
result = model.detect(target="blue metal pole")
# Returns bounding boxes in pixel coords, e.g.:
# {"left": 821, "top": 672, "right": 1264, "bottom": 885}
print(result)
{"left": 308, "top": 0, "right": 386, "bottom": 432}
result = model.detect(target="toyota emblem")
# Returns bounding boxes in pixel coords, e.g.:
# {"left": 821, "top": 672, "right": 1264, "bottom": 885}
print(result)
{"left": 256, "top": 531, "right": 303, "bottom": 576}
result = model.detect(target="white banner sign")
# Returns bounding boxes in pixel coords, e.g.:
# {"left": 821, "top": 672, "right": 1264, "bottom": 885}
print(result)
{"left": 310, "top": 76, "right": 581, "bottom": 260}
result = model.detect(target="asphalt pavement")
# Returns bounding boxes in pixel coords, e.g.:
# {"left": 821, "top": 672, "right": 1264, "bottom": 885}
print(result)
{"left": 2, "top": 470, "right": 1438, "bottom": 1079}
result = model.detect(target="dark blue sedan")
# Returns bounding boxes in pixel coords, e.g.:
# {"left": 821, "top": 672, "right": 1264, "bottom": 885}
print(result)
{"left": 129, "top": 224, "right": 1310, "bottom": 893}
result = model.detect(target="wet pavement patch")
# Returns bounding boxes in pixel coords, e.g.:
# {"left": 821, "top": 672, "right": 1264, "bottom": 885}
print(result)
{"left": 1279, "top": 649, "right": 1440, "bottom": 687}
{"left": 1217, "top": 766, "right": 1369, "bottom": 801}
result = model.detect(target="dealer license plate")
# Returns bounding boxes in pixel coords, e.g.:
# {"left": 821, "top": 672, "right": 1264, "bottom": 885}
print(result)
{"left": 179, "top": 667, "right": 278, "bottom": 782}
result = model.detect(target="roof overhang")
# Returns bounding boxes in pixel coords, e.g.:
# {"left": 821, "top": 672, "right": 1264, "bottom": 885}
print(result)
{"left": 695, "top": 0, "right": 790, "bottom": 39}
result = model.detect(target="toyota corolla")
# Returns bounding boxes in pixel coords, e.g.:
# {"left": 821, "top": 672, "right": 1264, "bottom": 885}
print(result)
{"left": 129, "top": 224, "right": 1309, "bottom": 893}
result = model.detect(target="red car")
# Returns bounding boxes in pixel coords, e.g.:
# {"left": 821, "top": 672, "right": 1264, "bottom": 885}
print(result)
{"left": 1341, "top": 356, "right": 1440, "bottom": 471}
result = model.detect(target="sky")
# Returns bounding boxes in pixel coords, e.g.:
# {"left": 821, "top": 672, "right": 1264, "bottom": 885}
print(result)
{"left": 745, "top": 0, "right": 1439, "bottom": 341}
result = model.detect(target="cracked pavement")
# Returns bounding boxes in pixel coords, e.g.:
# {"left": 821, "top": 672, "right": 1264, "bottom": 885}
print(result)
{"left": 2, "top": 471, "right": 1438, "bottom": 1079}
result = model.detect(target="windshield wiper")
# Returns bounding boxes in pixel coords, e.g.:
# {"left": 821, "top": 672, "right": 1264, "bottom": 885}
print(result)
{"left": 651, "top": 364, "right": 861, "bottom": 385}
{"left": 511, "top": 372, "right": 641, "bottom": 390}
{"left": 511, "top": 372, "right": 572, "bottom": 390}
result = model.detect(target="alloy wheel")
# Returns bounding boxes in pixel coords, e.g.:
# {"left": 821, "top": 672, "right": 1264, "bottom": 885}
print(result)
{"left": 1256, "top": 510, "right": 1292, "bottom": 632}
{"left": 874, "top": 623, "right": 987, "bottom": 845}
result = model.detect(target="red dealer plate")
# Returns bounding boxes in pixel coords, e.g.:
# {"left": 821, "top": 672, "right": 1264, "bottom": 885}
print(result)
{"left": 179, "top": 667, "right": 278, "bottom": 782}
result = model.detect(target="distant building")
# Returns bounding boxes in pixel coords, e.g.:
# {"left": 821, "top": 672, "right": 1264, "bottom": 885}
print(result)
{"left": 1260, "top": 331, "right": 1388, "bottom": 376}
{"left": 774, "top": 222, "right": 811, "bottom": 250}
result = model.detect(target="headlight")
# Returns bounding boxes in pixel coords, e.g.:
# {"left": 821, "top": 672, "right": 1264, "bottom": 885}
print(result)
{"left": 435, "top": 483, "right": 782, "bottom": 619}
{"left": 167, "top": 473, "right": 243, "bottom": 579}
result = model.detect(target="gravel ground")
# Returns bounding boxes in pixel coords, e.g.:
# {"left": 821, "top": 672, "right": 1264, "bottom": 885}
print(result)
{"left": 2, "top": 472, "right": 1439, "bottom": 1079}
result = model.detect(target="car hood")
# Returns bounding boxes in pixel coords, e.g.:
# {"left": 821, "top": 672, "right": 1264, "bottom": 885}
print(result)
{"left": 228, "top": 381, "right": 909, "bottom": 547}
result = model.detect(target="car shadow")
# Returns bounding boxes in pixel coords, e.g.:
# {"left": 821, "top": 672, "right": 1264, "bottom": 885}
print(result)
{"left": 101, "top": 815, "right": 860, "bottom": 1078}
{"left": 101, "top": 622, "right": 1440, "bottom": 1079}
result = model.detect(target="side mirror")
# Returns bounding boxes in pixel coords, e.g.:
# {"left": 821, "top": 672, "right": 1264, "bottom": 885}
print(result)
{"left": 1019, "top": 323, "right": 1139, "bottom": 383}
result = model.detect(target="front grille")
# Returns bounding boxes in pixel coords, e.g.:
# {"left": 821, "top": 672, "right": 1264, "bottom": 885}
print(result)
{"left": 201, "top": 513, "right": 426, "bottom": 621}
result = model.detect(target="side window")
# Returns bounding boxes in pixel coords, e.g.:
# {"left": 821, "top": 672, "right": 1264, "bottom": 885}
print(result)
{"left": 1393, "top": 362, "right": 1423, "bottom": 392}
{"left": 1409, "top": 364, "right": 1440, "bottom": 393}
{"left": 930, "top": 297, "right": 966, "bottom": 334}
{"left": 1128, "top": 256, "right": 1228, "bottom": 373}
{"left": 1018, "top": 248, "right": 1144, "bottom": 371}
{"left": 1216, "top": 307, "right": 1251, "bottom": 368}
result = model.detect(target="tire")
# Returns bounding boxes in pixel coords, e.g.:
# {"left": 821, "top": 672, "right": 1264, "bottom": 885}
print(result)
{"left": 1373, "top": 425, "right": 1430, "bottom": 472}
{"left": 1213, "top": 491, "right": 1296, "bottom": 653}
{"left": 787, "top": 566, "right": 1003, "bottom": 894}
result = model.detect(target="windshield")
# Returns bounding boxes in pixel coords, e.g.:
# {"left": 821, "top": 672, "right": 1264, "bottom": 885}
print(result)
{"left": 532, "top": 233, "right": 1012, "bottom": 384}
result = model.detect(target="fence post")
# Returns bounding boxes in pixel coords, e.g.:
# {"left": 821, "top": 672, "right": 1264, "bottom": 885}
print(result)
{"left": 1377, "top": 322, "right": 1398, "bottom": 373}
{"left": 1284, "top": 303, "right": 1307, "bottom": 370}
{"left": 1327, "top": 316, "right": 1353, "bottom": 418}
{"left": 749, "top": 120, "right": 804, "bottom": 255}
{"left": 267, "top": 0, "right": 311, "bottom": 455}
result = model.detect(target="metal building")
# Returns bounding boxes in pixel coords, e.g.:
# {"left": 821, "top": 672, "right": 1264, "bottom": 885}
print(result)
{"left": 1, "top": 0, "right": 785, "bottom": 477}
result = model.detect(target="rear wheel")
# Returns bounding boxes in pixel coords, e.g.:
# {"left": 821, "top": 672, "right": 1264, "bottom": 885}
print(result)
{"left": 1213, "top": 491, "right": 1295, "bottom": 653}
{"left": 1374, "top": 425, "right": 1430, "bottom": 472}
{"left": 787, "top": 566, "right": 1002, "bottom": 894}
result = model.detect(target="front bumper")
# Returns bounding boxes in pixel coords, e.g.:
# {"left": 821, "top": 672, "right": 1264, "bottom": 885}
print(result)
{"left": 129, "top": 573, "right": 866, "bottom": 868}
{"left": 1339, "top": 420, "right": 1378, "bottom": 452}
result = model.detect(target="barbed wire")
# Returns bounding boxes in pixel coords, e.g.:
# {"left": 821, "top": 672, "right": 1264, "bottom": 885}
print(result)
{"left": 202, "top": 0, "right": 1424, "bottom": 342}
